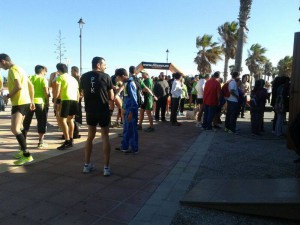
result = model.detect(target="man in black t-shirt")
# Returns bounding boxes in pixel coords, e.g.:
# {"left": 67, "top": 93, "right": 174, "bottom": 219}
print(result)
{"left": 80, "top": 57, "right": 114, "bottom": 176}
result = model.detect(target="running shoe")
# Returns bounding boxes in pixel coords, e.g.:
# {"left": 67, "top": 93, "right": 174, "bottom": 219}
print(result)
{"left": 14, "top": 150, "right": 23, "bottom": 159}
{"left": 13, "top": 155, "right": 34, "bottom": 166}
{"left": 57, "top": 141, "right": 73, "bottom": 150}
{"left": 103, "top": 167, "right": 111, "bottom": 176}
{"left": 144, "top": 127, "right": 155, "bottom": 132}
{"left": 37, "top": 143, "right": 48, "bottom": 149}
{"left": 83, "top": 164, "right": 95, "bottom": 174}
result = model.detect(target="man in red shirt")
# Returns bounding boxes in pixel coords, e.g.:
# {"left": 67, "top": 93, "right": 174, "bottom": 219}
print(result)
{"left": 202, "top": 71, "right": 221, "bottom": 130}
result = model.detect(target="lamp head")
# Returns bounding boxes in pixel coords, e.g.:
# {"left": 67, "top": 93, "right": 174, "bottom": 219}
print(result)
{"left": 78, "top": 18, "right": 85, "bottom": 28}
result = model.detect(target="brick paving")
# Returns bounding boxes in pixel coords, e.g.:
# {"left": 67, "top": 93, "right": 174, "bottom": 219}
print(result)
{"left": 0, "top": 103, "right": 200, "bottom": 224}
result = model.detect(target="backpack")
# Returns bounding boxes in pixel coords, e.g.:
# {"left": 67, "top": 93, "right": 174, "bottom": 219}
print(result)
{"left": 221, "top": 81, "right": 230, "bottom": 98}
{"left": 250, "top": 93, "right": 257, "bottom": 108}
{"left": 127, "top": 77, "right": 144, "bottom": 107}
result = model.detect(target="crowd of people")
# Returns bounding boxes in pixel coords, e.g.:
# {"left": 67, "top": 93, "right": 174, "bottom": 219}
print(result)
{"left": 0, "top": 52, "right": 293, "bottom": 175}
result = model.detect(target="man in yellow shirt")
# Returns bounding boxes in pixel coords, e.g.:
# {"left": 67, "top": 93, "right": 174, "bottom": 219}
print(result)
{"left": 0, "top": 53, "right": 35, "bottom": 166}
{"left": 55, "top": 63, "right": 79, "bottom": 150}
{"left": 23, "top": 65, "right": 49, "bottom": 148}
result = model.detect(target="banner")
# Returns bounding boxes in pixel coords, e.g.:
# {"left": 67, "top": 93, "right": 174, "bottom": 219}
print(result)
{"left": 142, "top": 62, "right": 170, "bottom": 70}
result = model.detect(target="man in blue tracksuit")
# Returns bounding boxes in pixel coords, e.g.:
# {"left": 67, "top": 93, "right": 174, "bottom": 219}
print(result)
{"left": 115, "top": 68, "right": 139, "bottom": 153}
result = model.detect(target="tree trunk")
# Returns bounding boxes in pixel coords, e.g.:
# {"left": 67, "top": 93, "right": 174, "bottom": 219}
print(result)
{"left": 249, "top": 72, "right": 253, "bottom": 89}
{"left": 223, "top": 56, "right": 229, "bottom": 82}
{"left": 253, "top": 73, "right": 259, "bottom": 83}
{"left": 234, "top": 26, "right": 245, "bottom": 72}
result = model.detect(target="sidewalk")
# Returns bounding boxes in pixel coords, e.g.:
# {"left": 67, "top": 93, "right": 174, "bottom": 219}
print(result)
{"left": 0, "top": 105, "right": 299, "bottom": 225}
{"left": 0, "top": 104, "right": 200, "bottom": 225}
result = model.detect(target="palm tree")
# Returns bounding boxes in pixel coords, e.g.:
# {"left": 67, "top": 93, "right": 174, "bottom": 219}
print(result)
{"left": 234, "top": 0, "right": 253, "bottom": 72}
{"left": 245, "top": 43, "right": 267, "bottom": 82}
{"left": 194, "top": 34, "right": 223, "bottom": 75}
{"left": 263, "top": 60, "right": 273, "bottom": 81}
{"left": 277, "top": 56, "right": 292, "bottom": 77}
{"left": 218, "top": 21, "right": 239, "bottom": 82}
{"left": 271, "top": 67, "right": 279, "bottom": 80}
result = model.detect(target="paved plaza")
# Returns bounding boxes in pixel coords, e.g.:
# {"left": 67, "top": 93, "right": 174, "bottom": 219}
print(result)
{"left": 0, "top": 103, "right": 299, "bottom": 225}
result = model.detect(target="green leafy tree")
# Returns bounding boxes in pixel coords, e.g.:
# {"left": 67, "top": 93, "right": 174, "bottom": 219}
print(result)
{"left": 245, "top": 43, "right": 267, "bottom": 82}
{"left": 218, "top": 21, "right": 239, "bottom": 82}
{"left": 277, "top": 56, "right": 292, "bottom": 77}
{"left": 271, "top": 67, "right": 279, "bottom": 79}
{"left": 234, "top": 0, "right": 253, "bottom": 72}
{"left": 194, "top": 34, "right": 222, "bottom": 75}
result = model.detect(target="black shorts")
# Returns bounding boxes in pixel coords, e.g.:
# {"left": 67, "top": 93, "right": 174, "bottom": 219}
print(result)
{"left": 12, "top": 104, "right": 30, "bottom": 116}
{"left": 196, "top": 98, "right": 203, "bottom": 104}
{"left": 60, "top": 100, "right": 78, "bottom": 118}
{"left": 86, "top": 108, "right": 110, "bottom": 127}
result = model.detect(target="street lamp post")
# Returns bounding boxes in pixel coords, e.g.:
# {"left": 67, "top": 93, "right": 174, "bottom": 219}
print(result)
{"left": 166, "top": 49, "right": 169, "bottom": 75}
{"left": 78, "top": 18, "right": 85, "bottom": 75}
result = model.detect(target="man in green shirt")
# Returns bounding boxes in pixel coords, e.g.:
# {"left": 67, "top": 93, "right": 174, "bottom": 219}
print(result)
{"left": 55, "top": 63, "right": 79, "bottom": 150}
{"left": 0, "top": 53, "right": 35, "bottom": 166}
{"left": 23, "top": 65, "right": 49, "bottom": 148}
{"left": 138, "top": 70, "right": 155, "bottom": 132}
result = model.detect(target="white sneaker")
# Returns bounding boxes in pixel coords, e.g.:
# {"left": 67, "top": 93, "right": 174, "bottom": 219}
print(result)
{"left": 83, "top": 164, "right": 95, "bottom": 174}
{"left": 103, "top": 167, "right": 111, "bottom": 176}
{"left": 37, "top": 143, "right": 48, "bottom": 149}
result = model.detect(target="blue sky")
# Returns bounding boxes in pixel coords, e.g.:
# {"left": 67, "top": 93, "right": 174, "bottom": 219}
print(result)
{"left": 0, "top": 0, "right": 299, "bottom": 78}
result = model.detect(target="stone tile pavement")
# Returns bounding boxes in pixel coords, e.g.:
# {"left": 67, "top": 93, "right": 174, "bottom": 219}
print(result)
{"left": 0, "top": 103, "right": 200, "bottom": 224}
{"left": 1, "top": 102, "right": 299, "bottom": 225}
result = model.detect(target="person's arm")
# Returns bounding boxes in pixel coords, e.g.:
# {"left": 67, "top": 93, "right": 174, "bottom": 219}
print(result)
{"left": 43, "top": 86, "right": 49, "bottom": 107}
{"left": 142, "top": 86, "right": 157, "bottom": 100}
{"left": 108, "top": 88, "right": 115, "bottom": 111}
{"left": 27, "top": 79, "right": 35, "bottom": 111}
{"left": 4, "top": 78, "right": 24, "bottom": 104}
{"left": 55, "top": 82, "right": 61, "bottom": 103}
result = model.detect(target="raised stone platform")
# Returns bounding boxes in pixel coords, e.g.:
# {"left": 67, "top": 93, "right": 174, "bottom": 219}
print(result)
{"left": 181, "top": 178, "right": 300, "bottom": 221}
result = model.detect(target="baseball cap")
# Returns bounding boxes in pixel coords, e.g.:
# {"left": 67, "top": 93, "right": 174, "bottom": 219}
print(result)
{"left": 140, "top": 69, "right": 148, "bottom": 75}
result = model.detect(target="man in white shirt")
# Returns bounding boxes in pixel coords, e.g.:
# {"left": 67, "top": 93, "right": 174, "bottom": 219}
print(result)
{"left": 170, "top": 72, "right": 183, "bottom": 126}
{"left": 195, "top": 74, "right": 209, "bottom": 127}
{"left": 225, "top": 71, "right": 240, "bottom": 133}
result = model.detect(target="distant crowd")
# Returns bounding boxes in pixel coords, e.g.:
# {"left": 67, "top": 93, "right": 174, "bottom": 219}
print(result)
{"left": 0, "top": 52, "right": 293, "bottom": 175}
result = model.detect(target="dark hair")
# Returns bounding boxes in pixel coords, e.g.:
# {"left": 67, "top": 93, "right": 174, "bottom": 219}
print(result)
{"left": 115, "top": 68, "right": 128, "bottom": 77}
{"left": 213, "top": 71, "right": 220, "bottom": 78}
{"left": 92, "top": 57, "right": 105, "bottom": 69}
{"left": 56, "top": 63, "right": 68, "bottom": 73}
{"left": 253, "top": 80, "right": 263, "bottom": 93}
{"left": 242, "top": 74, "right": 249, "bottom": 82}
{"left": 71, "top": 66, "right": 79, "bottom": 73}
{"left": 129, "top": 66, "right": 135, "bottom": 74}
{"left": 174, "top": 72, "right": 183, "bottom": 80}
{"left": 231, "top": 71, "right": 239, "bottom": 78}
{"left": 0, "top": 53, "right": 11, "bottom": 62}
{"left": 259, "top": 79, "right": 265, "bottom": 87}
{"left": 35, "top": 65, "right": 45, "bottom": 74}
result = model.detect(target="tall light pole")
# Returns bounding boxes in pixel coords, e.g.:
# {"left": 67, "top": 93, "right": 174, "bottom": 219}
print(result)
{"left": 166, "top": 49, "right": 169, "bottom": 75}
{"left": 78, "top": 18, "right": 85, "bottom": 75}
